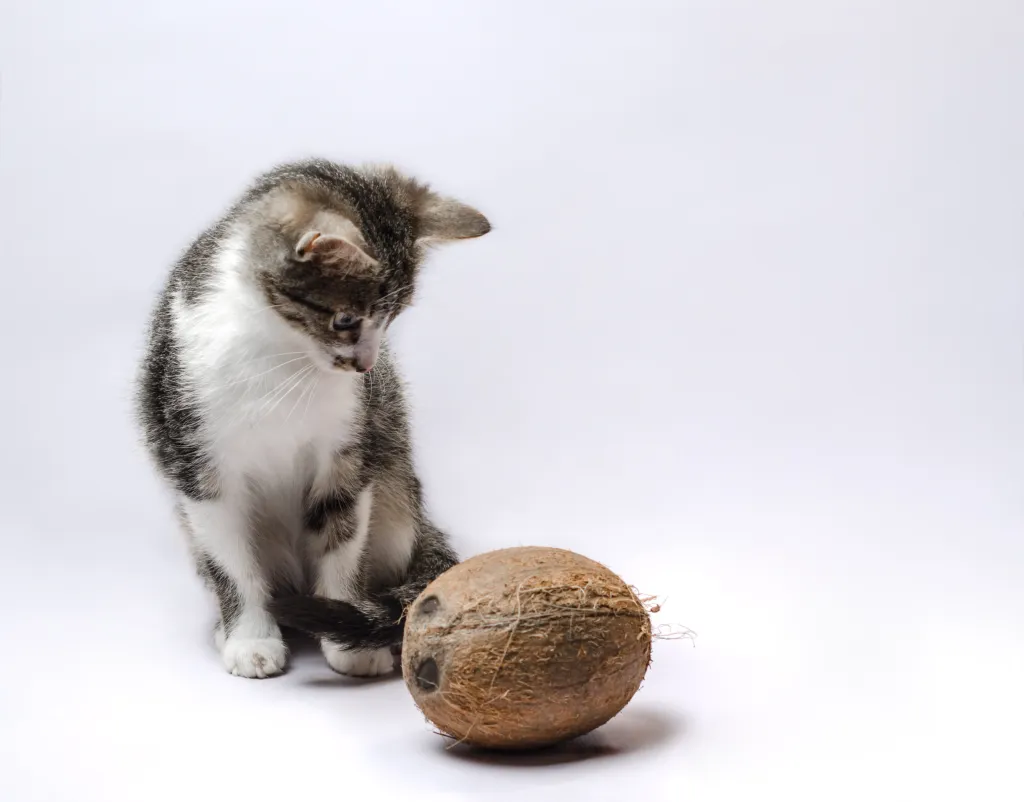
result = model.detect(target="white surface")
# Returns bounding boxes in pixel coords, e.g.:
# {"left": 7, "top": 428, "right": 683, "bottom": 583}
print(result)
{"left": 1, "top": 1, "right": 1022, "bottom": 800}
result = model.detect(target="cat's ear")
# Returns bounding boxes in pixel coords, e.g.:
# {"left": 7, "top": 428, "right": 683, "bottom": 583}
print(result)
{"left": 294, "top": 231, "right": 378, "bottom": 267}
{"left": 416, "top": 196, "right": 491, "bottom": 243}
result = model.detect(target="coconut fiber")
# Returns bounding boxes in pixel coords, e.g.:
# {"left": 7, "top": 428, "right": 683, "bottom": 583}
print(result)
{"left": 401, "top": 546, "right": 652, "bottom": 749}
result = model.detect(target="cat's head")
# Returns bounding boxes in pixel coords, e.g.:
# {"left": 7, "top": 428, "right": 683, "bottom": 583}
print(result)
{"left": 247, "top": 161, "right": 489, "bottom": 373}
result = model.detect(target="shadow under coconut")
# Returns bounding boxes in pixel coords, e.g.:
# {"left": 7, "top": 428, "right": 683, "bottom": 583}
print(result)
{"left": 436, "top": 705, "right": 685, "bottom": 767}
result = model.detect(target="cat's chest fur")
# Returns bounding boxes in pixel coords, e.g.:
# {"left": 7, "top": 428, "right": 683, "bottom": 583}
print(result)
{"left": 205, "top": 363, "right": 358, "bottom": 486}
{"left": 173, "top": 283, "right": 361, "bottom": 491}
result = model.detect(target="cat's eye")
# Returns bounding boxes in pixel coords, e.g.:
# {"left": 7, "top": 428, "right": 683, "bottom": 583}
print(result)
{"left": 331, "top": 313, "right": 359, "bottom": 332}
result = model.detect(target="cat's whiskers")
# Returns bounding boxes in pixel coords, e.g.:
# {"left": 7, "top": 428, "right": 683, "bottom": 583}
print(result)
{"left": 212, "top": 355, "right": 311, "bottom": 392}
{"left": 286, "top": 367, "right": 319, "bottom": 421}
{"left": 371, "top": 363, "right": 389, "bottom": 409}
{"left": 378, "top": 284, "right": 412, "bottom": 304}
{"left": 223, "top": 348, "right": 308, "bottom": 366}
{"left": 267, "top": 365, "right": 318, "bottom": 422}
{"left": 247, "top": 302, "right": 288, "bottom": 316}
{"left": 301, "top": 373, "right": 320, "bottom": 422}
{"left": 254, "top": 363, "right": 312, "bottom": 414}
{"left": 254, "top": 364, "right": 317, "bottom": 424}
{"left": 235, "top": 363, "right": 311, "bottom": 425}
{"left": 213, "top": 348, "right": 308, "bottom": 380}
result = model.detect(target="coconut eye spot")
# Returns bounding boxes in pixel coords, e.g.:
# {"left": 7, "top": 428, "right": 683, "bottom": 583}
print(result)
{"left": 418, "top": 595, "right": 440, "bottom": 615}
{"left": 415, "top": 657, "right": 440, "bottom": 691}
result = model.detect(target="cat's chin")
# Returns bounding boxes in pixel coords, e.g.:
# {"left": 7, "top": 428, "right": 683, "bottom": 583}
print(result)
{"left": 308, "top": 351, "right": 351, "bottom": 375}
{"left": 322, "top": 362, "right": 363, "bottom": 378}
{"left": 323, "top": 353, "right": 374, "bottom": 375}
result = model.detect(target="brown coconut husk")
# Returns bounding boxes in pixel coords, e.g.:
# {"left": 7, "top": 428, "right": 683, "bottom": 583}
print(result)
{"left": 401, "top": 546, "right": 653, "bottom": 750}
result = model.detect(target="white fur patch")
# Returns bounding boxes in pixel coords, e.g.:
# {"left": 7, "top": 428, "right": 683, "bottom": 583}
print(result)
{"left": 322, "top": 645, "right": 395, "bottom": 677}
{"left": 220, "top": 608, "right": 287, "bottom": 677}
{"left": 222, "top": 637, "right": 289, "bottom": 678}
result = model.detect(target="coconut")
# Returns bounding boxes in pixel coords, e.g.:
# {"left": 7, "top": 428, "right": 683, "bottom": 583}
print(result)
{"left": 401, "top": 546, "right": 652, "bottom": 750}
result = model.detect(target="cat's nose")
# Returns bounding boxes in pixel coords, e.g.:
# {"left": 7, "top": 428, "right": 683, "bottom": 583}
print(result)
{"left": 353, "top": 330, "right": 381, "bottom": 373}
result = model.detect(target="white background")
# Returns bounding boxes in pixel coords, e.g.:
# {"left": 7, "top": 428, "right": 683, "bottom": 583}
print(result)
{"left": 1, "top": 1, "right": 1022, "bottom": 800}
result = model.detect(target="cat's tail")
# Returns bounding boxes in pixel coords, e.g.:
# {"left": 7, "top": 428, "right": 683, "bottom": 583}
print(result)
{"left": 268, "top": 593, "right": 406, "bottom": 650}
{"left": 269, "top": 524, "right": 457, "bottom": 651}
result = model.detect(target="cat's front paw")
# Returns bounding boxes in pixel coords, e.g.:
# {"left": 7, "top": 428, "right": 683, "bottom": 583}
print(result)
{"left": 222, "top": 636, "right": 289, "bottom": 678}
{"left": 322, "top": 642, "right": 395, "bottom": 677}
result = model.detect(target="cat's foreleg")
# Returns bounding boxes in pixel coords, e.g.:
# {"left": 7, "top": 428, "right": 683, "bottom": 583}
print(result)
{"left": 182, "top": 494, "right": 288, "bottom": 678}
{"left": 307, "top": 485, "right": 393, "bottom": 677}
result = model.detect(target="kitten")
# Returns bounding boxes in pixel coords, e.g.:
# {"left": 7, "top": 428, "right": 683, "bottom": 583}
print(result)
{"left": 136, "top": 159, "right": 489, "bottom": 678}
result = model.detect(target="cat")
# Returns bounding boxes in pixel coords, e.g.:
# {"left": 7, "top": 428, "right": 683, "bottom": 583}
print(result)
{"left": 136, "top": 159, "right": 489, "bottom": 678}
